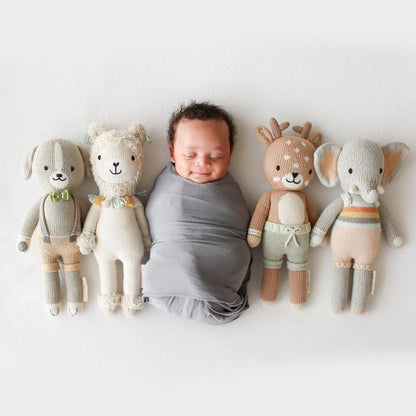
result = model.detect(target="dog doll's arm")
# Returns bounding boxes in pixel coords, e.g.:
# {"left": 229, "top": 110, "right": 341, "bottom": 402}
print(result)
{"left": 247, "top": 192, "right": 271, "bottom": 248}
{"left": 76, "top": 204, "right": 101, "bottom": 255}
{"left": 310, "top": 196, "right": 344, "bottom": 247}
{"left": 17, "top": 199, "right": 41, "bottom": 252}
{"left": 378, "top": 200, "right": 402, "bottom": 248}
{"left": 135, "top": 205, "right": 151, "bottom": 252}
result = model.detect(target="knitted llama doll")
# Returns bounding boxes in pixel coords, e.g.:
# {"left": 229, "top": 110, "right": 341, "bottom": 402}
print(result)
{"left": 311, "top": 139, "right": 409, "bottom": 314}
{"left": 77, "top": 123, "right": 151, "bottom": 317}
{"left": 18, "top": 139, "right": 91, "bottom": 316}
{"left": 247, "top": 118, "right": 322, "bottom": 310}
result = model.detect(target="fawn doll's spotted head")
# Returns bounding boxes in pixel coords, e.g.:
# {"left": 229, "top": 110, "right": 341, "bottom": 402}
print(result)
{"left": 255, "top": 119, "right": 322, "bottom": 191}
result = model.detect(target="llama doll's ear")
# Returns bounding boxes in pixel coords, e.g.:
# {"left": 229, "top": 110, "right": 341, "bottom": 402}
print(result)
{"left": 87, "top": 123, "right": 107, "bottom": 144}
{"left": 314, "top": 143, "right": 342, "bottom": 187}
{"left": 129, "top": 123, "right": 149, "bottom": 143}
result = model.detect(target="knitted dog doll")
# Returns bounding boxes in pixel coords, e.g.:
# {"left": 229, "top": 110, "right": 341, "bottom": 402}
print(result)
{"left": 77, "top": 123, "right": 151, "bottom": 317}
{"left": 248, "top": 118, "right": 322, "bottom": 309}
{"left": 18, "top": 139, "right": 91, "bottom": 316}
{"left": 311, "top": 139, "right": 409, "bottom": 314}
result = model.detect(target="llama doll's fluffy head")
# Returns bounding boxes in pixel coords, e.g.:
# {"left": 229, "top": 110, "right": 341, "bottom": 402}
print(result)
{"left": 88, "top": 123, "right": 147, "bottom": 198}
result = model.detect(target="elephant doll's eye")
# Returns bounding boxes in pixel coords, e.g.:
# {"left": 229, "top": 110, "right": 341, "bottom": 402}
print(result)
{"left": 98, "top": 155, "right": 101, "bottom": 160}
{"left": 131, "top": 155, "right": 135, "bottom": 161}
{"left": 348, "top": 168, "right": 353, "bottom": 174}
{"left": 380, "top": 168, "right": 383, "bottom": 174}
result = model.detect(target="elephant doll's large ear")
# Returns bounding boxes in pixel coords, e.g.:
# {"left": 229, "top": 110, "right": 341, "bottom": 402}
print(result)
{"left": 382, "top": 142, "right": 409, "bottom": 184}
{"left": 314, "top": 143, "right": 342, "bottom": 187}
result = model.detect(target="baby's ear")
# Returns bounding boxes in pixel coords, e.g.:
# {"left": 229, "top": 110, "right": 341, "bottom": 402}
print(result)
{"left": 77, "top": 146, "right": 92, "bottom": 177}
{"left": 129, "top": 123, "right": 147, "bottom": 143}
{"left": 88, "top": 123, "right": 107, "bottom": 144}
{"left": 22, "top": 146, "right": 38, "bottom": 180}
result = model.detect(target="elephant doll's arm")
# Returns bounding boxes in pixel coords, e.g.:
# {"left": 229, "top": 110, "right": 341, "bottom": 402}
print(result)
{"left": 310, "top": 196, "right": 344, "bottom": 247}
{"left": 135, "top": 205, "right": 151, "bottom": 252}
{"left": 247, "top": 191, "right": 271, "bottom": 248}
{"left": 76, "top": 204, "right": 101, "bottom": 255}
{"left": 378, "top": 200, "right": 403, "bottom": 248}
{"left": 17, "top": 198, "right": 41, "bottom": 251}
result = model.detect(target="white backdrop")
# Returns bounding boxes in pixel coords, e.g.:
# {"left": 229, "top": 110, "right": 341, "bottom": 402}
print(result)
{"left": 1, "top": 1, "right": 415, "bottom": 415}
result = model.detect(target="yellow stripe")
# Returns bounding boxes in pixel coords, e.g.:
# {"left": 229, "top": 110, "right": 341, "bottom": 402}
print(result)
{"left": 340, "top": 211, "right": 380, "bottom": 219}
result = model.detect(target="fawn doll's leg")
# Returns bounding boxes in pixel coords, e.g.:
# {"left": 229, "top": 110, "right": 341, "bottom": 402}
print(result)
{"left": 121, "top": 259, "right": 143, "bottom": 317}
{"left": 288, "top": 270, "right": 308, "bottom": 309}
{"left": 261, "top": 268, "right": 280, "bottom": 304}
{"left": 351, "top": 269, "right": 372, "bottom": 314}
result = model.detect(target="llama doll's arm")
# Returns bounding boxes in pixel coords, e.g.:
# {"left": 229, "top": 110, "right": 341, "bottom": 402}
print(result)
{"left": 135, "top": 205, "right": 151, "bottom": 252}
{"left": 247, "top": 192, "right": 271, "bottom": 248}
{"left": 310, "top": 196, "right": 344, "bottom": 247}
{"left": 77, "top": 204, "right": 101, "bottom": 255}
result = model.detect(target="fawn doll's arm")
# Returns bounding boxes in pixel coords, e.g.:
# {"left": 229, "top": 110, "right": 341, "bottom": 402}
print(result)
{"left": 304, "top": 194, "right": 319, "bottom": 228}
{"left": 135, "top": 204, "right": 152, "bottom": 252}
{"left": 378, "top": 200, "right": 403, "bottom": 248}
{"left": 247, "top": 192, "right": 271, "bottom": 248}
{"left": 17, "top": 199, "right": 41, "bottom": 251}
{"left": 310, "top": 196, "right": 344, "bottom": 247}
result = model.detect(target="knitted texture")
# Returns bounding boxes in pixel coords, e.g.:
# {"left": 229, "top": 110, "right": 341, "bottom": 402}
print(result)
{"left": 248, "top": 118, "right": 322, "bottom": 309}
{"left": 313, "top": 139, "right": 409, "bottom": 314}
{"left": 18, "top": 139, "right": 91, "bottom": 316}
{"left": 77, "top": 123, "right": 151, "bottom": 316}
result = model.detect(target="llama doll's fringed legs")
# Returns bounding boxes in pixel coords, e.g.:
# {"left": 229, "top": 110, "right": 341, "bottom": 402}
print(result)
{"left": 331, "top": 267, "right": 351, "bottom": 313}
{"left": 121, "top": 260, "right": 144, "bottom": 317}
{"left": 351, "top": 269, "right": 372, "bottom": 314}
{"left": 289, "top": 270, "right": 308, "bottom": 310}
{"left": 260, "top": 268, "right": 280, "bottom": 305}
{"left": 43, "top": 269, "right": 61, "bottom": 316}
{"left": 97, "top": 259, "right": 121, "bottom": 315}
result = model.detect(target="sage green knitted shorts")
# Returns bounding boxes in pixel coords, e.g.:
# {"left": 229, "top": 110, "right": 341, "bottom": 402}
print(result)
{"left": 262, "top": 221, "right": 311, "bottom": 271}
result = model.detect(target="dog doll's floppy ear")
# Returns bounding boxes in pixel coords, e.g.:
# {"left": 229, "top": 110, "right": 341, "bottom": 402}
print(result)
{"left": 77, "top": 146, "right": 92, "bottom": 177}
{"left": 22, "top": 146, "right": 38, "bottom": 180}
{"left": 314, "top": 143, "right": 342, "bottom": 187}
{"left": 381, "top": 142, "right": 409, "bottom": 185}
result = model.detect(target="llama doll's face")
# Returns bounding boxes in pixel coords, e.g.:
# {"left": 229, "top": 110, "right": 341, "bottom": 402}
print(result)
{"left": 263, "top": 136, "right": 316, "bottom": 191}
{"left": 94, "top": 142, "right": 141, "bottom": 184}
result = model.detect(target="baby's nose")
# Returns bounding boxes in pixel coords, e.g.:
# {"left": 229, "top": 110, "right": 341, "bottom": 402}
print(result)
{"left": 196, "top": 156, "right": 211, "bottom": 166}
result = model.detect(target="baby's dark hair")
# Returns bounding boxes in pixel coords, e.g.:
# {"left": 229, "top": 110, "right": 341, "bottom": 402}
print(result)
{"left": 168, "top": 101, "right": 236, "bottom": 149}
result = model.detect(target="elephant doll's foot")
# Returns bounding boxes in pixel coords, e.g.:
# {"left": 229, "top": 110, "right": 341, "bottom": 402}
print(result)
{"left": 98, "top": 293, "right": 121, "bottom": 316}
{"left": 351, "top": 269, "right": 372, "bottom": 315}
{"left": 331, "top": 267, "right": 351, "bottom": 313}
{"left": 121, "top": 295, "right": 144, "bottom": 317}
{"left": 67, "top": 302, "right": 83, "bottom": 316}
{"left": 45, "top": 303, "right": 61, "bottom": 316}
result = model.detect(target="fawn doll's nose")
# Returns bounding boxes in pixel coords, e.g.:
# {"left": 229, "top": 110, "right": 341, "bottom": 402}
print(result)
{"left": 292, "top": 172, "right": 299, "bottom": 178}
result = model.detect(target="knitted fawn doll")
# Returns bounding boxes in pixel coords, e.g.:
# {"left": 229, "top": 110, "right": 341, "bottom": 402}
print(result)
{"left": 248, "top": 118, "right": 322, "bottom": 309}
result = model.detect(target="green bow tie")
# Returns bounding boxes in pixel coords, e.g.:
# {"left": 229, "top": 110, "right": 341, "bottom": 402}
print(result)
{"left": 49, "top": 189, "right": 72, "bottom": 202}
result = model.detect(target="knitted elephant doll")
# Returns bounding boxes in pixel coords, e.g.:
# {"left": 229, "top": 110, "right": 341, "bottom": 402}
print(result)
{"left": 18, "top": 139, "right": 91, "bottom": 316}
{"left": 248, "top": 118, "right": 322, "bottom": 310}
{"left": 311, "top": 139, "right": 409, "bottom": 314}
{"left": 77, "top": 123, "right": 151, "bottom": 317}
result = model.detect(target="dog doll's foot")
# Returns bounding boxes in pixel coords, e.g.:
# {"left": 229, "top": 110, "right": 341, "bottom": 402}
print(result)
{"left": 98, "top": 294, "right": 121, "bottom": 316}
{"left": 67, "top": 302, "right": 83, "bottom": 316}
{"left": 45, "top": 303, "right": 60, "bottom": 316}
{"left": 121, "top": 295, "right": 144, "bottom": 317}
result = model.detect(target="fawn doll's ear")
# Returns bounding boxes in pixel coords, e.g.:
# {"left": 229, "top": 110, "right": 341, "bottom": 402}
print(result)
{"left": 314, "top": 143, "right": 342, "bottom": 187}
{"left": 381, "top": 142, "right": 409, "bottom": 184}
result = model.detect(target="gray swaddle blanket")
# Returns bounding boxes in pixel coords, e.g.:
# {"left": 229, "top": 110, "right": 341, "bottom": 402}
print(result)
{"left": 142, "top": 163, "right": 251, "bottom": 325}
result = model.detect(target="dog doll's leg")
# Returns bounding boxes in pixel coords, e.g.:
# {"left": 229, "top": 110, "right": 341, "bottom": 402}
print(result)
{"left": 43, "top": 269, "right": 61, "bottom": 316}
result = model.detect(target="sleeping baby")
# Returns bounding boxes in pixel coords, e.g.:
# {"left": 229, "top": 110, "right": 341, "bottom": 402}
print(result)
{"left": 142, "top": 101, "right": 251, "bottom": 325}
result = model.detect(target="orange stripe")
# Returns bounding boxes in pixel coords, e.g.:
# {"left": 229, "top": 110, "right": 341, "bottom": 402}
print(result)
{"left": 343, "top": 206, "right": 379, "bottom": 213}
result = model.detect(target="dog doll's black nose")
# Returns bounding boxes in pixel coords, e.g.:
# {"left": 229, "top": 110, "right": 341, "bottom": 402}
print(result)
{"left": 56, "top": 173, "right": 63, "bottom": 178}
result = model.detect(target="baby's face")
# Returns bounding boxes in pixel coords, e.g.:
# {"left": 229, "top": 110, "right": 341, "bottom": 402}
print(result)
{"left": 170, "top": 118, "right": 232, "bottom": 183}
